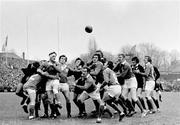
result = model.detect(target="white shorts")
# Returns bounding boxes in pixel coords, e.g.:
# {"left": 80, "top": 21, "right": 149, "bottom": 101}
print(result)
{"left": 26, "top": 88, "right": 36, "bottom": 94}
{"left": 59, "top": 83, "right": 69, "bottom": 92}
{"left": 81, "top": 88, "right": 101, "bottom": 101}
{"left": 123, "top": 77, "right": 137, "bottom": 89}
{"left": 46, "top": 79, "right": 60, "bottom": 94}
{"left": 105, "top": 85, "right": 121, "bottom": 98}
{"left": 145, "top": 81, "right": 155, "bottom": 91}
{"left": 26, "top": 88, "right": 36, "bottom": 105}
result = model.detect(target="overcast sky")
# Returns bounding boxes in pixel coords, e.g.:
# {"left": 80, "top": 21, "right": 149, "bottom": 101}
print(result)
{"left": 0, "top": 0, "right": 179, "bottom": 61}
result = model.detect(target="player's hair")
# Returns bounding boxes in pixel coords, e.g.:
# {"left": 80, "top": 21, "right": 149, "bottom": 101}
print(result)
{"left": 92, "top": 53, "right": 101, "bottom": 61}
{"left": 145, "top": 56, "right": 152, "bottom": 63}
{"left": 107, "top": 61, "right": 114, "bottom": 70}
{"left": 118, "top": 53, "right": 126, "bottom": 58}
{"left": 75, "top": 57, "right": 84, "bottom": 67}
{"left": 82, "top": 66, "right": 90, "bottom": 73}
{"left": 49, "top": 51, "right": 57, "bottom": 56}
{"left": 132, "top": 56, "right": 139, "bottom": 63}
{"left": 59, "top": 55, "right": 67, "bottom": 62}
{"left": 32, "top": 61, "right": 40, "bottom": 69}
{"left": 95, "top": 50, "right": 104, "bottom": 58}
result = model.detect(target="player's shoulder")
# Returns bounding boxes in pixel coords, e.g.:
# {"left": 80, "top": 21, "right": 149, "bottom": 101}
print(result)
{"left": 96, "top": 61, "right": 103, "bottom": 66}
{"left": 104, "top": 67, "right": 111, "bottom": 73}
{"left": 124, "top": 61, "right": 131, "bottom": 68}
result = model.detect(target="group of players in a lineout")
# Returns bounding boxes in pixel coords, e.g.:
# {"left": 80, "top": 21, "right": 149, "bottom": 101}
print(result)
{"left": 15, "top": 50, "right": 163, "bottom": 123}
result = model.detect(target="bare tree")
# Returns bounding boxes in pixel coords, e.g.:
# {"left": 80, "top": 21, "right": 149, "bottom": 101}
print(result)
{"left": 169, "top": 49, "right": 180, "bottom": 64}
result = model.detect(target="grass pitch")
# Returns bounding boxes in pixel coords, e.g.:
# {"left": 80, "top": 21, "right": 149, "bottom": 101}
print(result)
{"left": 0, "top": 92, "right": 180, "bottom": 125}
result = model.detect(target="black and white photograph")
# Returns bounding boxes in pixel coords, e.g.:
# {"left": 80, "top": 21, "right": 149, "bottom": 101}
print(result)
{"left": 0, "top": 0, "right": 180, "bottom": 124}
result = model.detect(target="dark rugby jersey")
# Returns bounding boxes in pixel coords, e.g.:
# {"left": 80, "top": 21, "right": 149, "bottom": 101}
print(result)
{"left": 90, "top": 61, "right": 104, "bottom": 84}
{"left": 132, "top": 64, "right": 145, "bottom": 88}
{"left": 74, "top": 78, "right": 85, "bottom": 94}
{"left": 114, "top": 61, "right": 135, "bottom": 80}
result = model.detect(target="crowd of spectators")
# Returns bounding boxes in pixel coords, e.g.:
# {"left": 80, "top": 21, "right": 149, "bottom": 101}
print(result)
{"left": 0, "top": 57, "right": 29, "bottom": 92}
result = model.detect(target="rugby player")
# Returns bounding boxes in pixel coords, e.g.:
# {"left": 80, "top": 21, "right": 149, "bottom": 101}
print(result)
{"left": 114, "top": 54, "right": 147, "bottom": 117}
{"left": 99, "top": 61, "right": 125, "bottom": 122}
{"left": 89, "top": 54, "right": 104, "bottom": 115}
{"left": 68, "top": 58, "right": 87, "bottom": 117}
{"left": 72, "top": 67, "right": 105, "bottom": 123}
{"left": 139, "top": 56, "right": 156, "bottom": 114}
{"left": 131, "top": 57, "right": 146, "bottom": 110}
{"left": 53, "top": 55, "right": 71, "bottom": 118}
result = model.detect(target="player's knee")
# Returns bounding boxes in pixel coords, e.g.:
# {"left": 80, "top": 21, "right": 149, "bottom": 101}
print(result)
{"left": 132, "top": 96, "right": 138, "bottom": 102}
{"left": 145, "top": 96, "right": 151, "bottom": 100}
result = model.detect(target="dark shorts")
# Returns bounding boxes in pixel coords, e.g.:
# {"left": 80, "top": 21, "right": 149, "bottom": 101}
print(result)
{"left": 137, "top": 82, "right": 144, "bottom": 89}
{"left": 74, "top": 87, "right": 84, "bottom": 94}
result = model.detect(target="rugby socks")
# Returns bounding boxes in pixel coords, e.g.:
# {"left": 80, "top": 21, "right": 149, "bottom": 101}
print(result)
{"left": 93, "top": 100, "right": 100, "bottom": 113}
{"left": 81, "top": 103, "right": 86, "bottom": 114}
{"left": 135, "top": 99, "right": 144, "bottom": 113}
{"left": 44, "top": 102, "right": 49, "bottom": 117}
{"left": 146, "top": 97, "right": 152, "bottom": 110}
{"left": 132, "top": 100, "right": 136, "bottom": 109}
{"left": 106, "top": 100, "right": 122, "bottom": 114}
{"left": 74, "top": 98, "right": 81, "bottom": 113}
{"left": 98, "top": 105, "right": 105, "bottom": 118}
{"left": 54, "top": 104, "right": 61, "bottom": 116}
{"left": 50, "top": 104, "right": 55, "bottom": 117}
{"left": 29, "top": 105, "right": 35, "bottom": 117}
{"left": 152, "top": 97, "right": 159, "bottom": 109}
{"left": 116, "top": 98, "right": 128, "bottom": 115}
{"left": 138, "top": 97, "right": 146, "bottom": 110}
{"left": 146, "top": 97, "right": 154, "bottom": 111}
{"left": 35, "top": 102, "right": 40, "bottom": 117}
{"left": 76, "top": 100, "right": 86, "bottom": 116}
{"left": 159, "top": 95, "right": 162, "bottom": 102}
{"left": 66, "top": 102, "right": 71, "bottom": 117}
{"left": 125, "top": 99, "right": 135, "bottom": 112}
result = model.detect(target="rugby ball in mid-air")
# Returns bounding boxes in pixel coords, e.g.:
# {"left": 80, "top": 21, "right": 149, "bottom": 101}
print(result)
{"left": 85, "top": 25, "right": 93, "bottom": 33}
